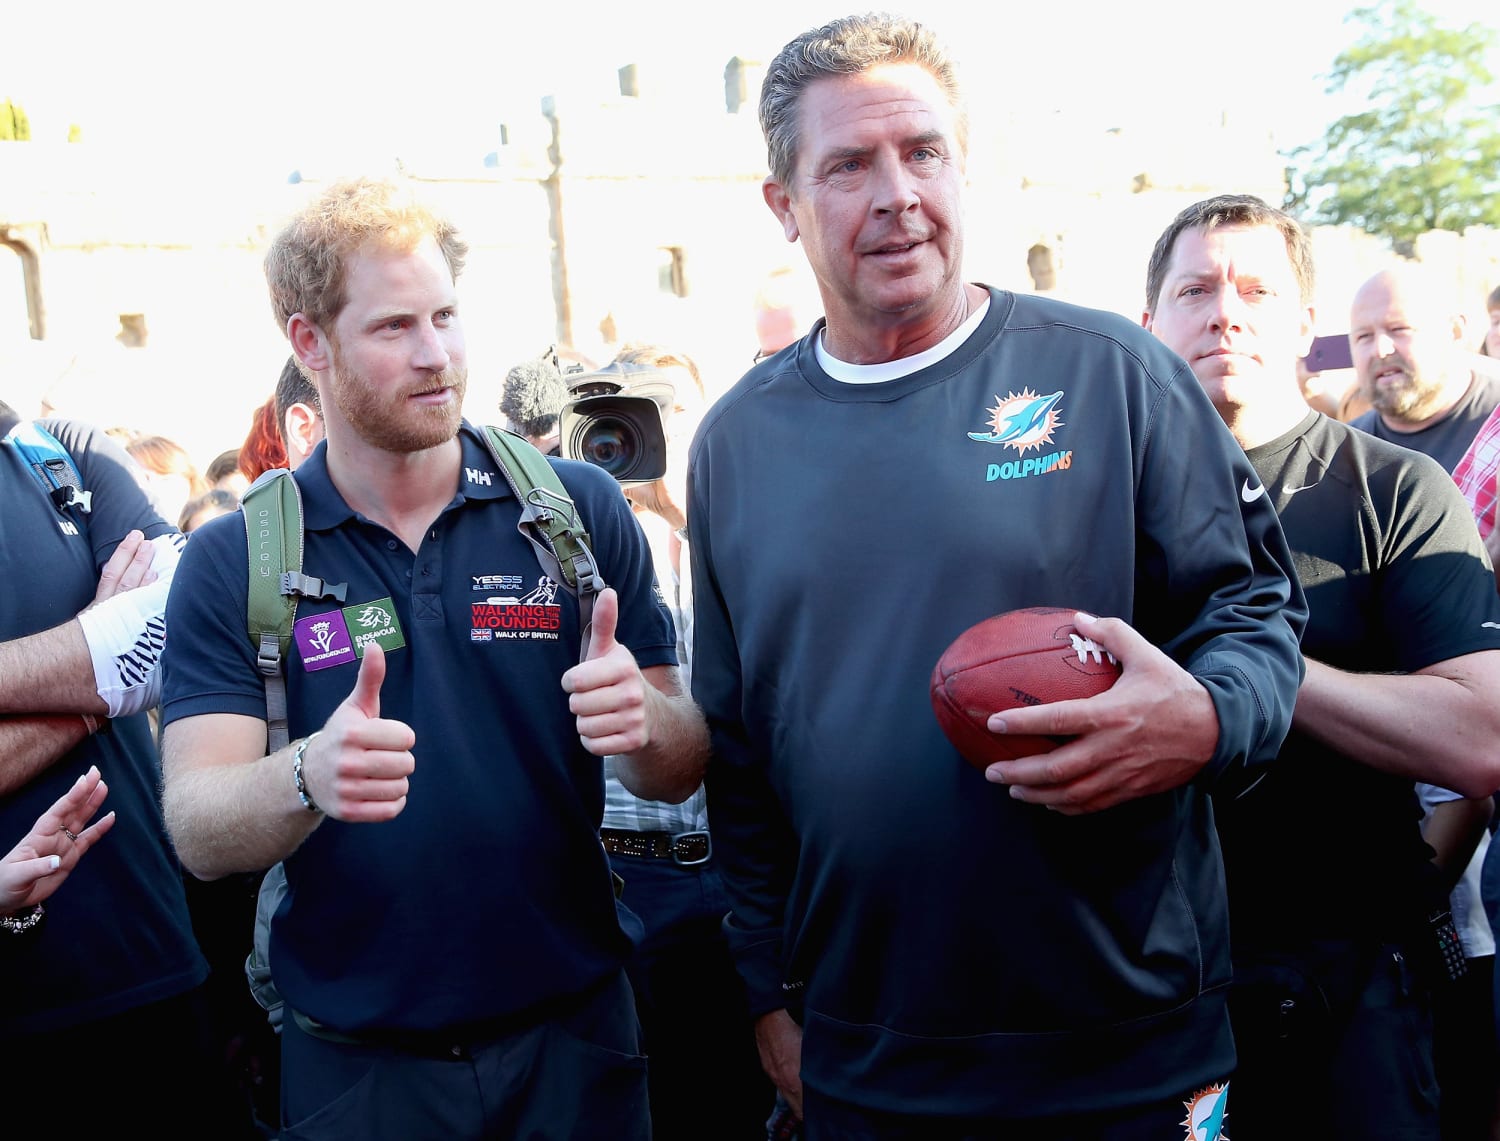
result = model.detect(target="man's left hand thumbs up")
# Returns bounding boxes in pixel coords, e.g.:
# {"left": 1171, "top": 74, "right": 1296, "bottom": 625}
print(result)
{"left": 583, "top": 584, "right": 620, "bottom": 662}
{"left": 562, "top": 588, "right": 652, "bottom": 755}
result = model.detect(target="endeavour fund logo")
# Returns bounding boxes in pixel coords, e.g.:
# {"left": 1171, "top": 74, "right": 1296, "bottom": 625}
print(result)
{"left": 968, "top": 388, "right": 1073, "bottom": 482}
{"left": 295, "top": 597, "right": 407, "bottom": 672}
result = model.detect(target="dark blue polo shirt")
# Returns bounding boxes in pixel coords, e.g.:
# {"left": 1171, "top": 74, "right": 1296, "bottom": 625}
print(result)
{"left": 161, "top": 423, "right": 676, "bottom": 1034}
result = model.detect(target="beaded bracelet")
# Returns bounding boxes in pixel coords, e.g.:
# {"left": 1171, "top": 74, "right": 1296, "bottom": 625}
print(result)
{"left": 292, "top": 732, "right": 324, "bottom": 815}
{"left": 0, "top": 903, "right": 45, "bottom": 935}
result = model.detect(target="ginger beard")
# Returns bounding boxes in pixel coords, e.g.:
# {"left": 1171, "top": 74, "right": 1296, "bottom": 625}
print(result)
{"left": 327, "top": 347, "right": 467, "bottom": 455}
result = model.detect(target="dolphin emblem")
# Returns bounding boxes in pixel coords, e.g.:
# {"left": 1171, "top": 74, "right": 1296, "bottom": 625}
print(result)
{"left": 1193, "top": 1085, "right": 1229, "bottom": 1141}
{"left": 969, "top": 391, "right": 1064, "bottom": 443}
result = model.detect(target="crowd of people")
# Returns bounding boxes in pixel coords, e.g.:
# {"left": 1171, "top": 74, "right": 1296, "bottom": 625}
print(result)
{"left": 7, "top": 11, "right": 1500, "bottom": 1141}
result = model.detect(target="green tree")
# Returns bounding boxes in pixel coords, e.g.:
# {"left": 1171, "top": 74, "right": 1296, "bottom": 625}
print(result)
{"left": 0, "top": 99, "right": 30, "bottom": 141}
{"left": 1291, "top": 0, "right": 1500, "bottom": 251}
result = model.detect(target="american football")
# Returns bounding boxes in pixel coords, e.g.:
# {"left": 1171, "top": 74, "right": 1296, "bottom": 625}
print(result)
{"left": 929, "top": 607, "right": 1122, "bottom": 770}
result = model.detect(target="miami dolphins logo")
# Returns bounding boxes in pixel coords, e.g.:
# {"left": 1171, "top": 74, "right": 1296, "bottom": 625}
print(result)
{"left": 969, "top": 389, "right": 1064, "bottom": 455}
{"left": 1181, "top": 1083, "right": 1229, "bottom": 1140}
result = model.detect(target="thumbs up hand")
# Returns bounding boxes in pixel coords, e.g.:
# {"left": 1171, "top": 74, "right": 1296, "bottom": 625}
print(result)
{"left": 300, "top": 644, "right": 417, "bottom": 822}
{"left": 584, "top": 585, "right": 622, "bottom": 663}
{"left": 562, "top": 588, "right": 653, "bottom": 756}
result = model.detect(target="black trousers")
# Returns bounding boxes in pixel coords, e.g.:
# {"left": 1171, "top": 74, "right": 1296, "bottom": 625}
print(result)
{"left": 613, "top": 851, "right": 775, "bottom": 1141}
{"left": 279, "top": 970, "right": 649, "bottom": 1141}
{"left": 2, "top": 985, "right": 247, "bottom": 1138}
{"left": 1227, "top": 940, "right": 1440, "bottom": 1140}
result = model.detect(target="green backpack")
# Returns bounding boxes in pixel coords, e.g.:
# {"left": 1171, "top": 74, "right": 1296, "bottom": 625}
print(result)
{"left": 241, "top": 425, "right": 604, "bottom": 752}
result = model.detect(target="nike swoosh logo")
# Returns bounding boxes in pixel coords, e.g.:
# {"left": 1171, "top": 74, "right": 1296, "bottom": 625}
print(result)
{"left": 1483, "top": 622, "right": 1500, "bottom": 630}
{"left": 1282, "top": 481, "right": 1317, "bottom": 496}
{"left": 1241, "top": 479, "right": 1267, "bottom": 503}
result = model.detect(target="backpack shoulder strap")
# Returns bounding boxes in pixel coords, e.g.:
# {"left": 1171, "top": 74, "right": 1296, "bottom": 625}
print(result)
{"left": 481, "top": 425, "right": 604, "bottom": 660}
{"left": 5, "top": 420, "right": 91, "bottom": 519}
{"left": 242, "top": 469, "right": 302, "bottom": 753}
{"left": 242, "top": 468, "right": 349, "bottom": 752}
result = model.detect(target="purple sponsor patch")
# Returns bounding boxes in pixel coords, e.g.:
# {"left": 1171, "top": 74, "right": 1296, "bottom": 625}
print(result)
{"left": 295, "top": 611, "right": 356, "bottom": 672}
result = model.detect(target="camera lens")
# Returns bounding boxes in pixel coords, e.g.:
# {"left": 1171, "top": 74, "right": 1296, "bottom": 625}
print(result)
{"left": 578, "top": 417, "right": 639, "bottom": 479}
{"left": 560, "top": 393, "right": 668, "bottom": 483}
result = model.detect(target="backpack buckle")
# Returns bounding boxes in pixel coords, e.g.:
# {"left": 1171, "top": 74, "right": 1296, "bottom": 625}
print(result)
{"left": 48, "top": 483, "right": 91, "bottom": 514}
{"left": 255, "top": 632, "right": 282, "bottom": 678}
{"left": 569, "top": 549, "right": 604, "bottom": 598}
{"left": 281, "top": 572, "right": 347, "bottom": 603}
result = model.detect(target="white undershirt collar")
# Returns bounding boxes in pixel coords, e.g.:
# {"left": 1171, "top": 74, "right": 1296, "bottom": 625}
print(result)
{"left": 815, "top": 295, "right": 991, "bottom": 383}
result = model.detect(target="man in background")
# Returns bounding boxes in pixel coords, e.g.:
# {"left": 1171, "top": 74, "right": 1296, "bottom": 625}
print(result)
{"left": 1348, "top": 266, "right": 1500, "bottom": 473}
{"left": 275, "top": 355, "right": 325, "bottom": 470}
{"left": 604, "top": 343, "right": 772, "bottom": 1140}
{"left": 1347, "top": 265, "right": 1500, "bottom": 1138}
{"left": 0, "top": 408, "right": 234, "bottom": 1134}
{"left": 499, "top": 349, "right": 572, "bottom": 454}
{"left": 752, "top": 265, "right": 821, "bottom": 363}
{"left": 1144, "top": 194, "right": 1500, "bottom": 1138}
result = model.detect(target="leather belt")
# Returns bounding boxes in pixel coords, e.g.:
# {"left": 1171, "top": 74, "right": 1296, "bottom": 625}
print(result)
{"left": 600, "top": 828, "right": 711, "bottom": 866}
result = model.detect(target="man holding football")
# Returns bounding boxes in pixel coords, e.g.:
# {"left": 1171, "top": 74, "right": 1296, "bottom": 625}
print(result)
{"left": 686, "top": 14, "right": 1305, "bottom": 1138}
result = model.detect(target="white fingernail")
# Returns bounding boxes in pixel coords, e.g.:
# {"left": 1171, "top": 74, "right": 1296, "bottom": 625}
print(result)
{"left": 48, "top": 855, "right": 61, "bottom": 871}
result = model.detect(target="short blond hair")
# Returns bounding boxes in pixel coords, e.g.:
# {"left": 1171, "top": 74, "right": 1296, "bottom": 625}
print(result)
{"left": 264, "top": 176, "right": 468, "bottom": 335}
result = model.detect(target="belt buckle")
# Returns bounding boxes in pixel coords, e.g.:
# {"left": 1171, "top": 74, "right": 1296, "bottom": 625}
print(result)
{"left": 669, "top": 829, "right": 711, "bottom": 866}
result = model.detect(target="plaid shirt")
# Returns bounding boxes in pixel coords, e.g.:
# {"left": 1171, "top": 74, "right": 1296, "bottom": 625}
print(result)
{"left": 1454, "top": 402, "right": 1500, "bottom": 537}
{"left": 601, "top": 519, "right": 708, "bottom": 835}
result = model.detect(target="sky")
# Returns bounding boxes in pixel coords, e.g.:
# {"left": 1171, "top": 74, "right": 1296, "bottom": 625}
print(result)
{"left": 7, "top": 0, "right": 1497, "bottom": 182}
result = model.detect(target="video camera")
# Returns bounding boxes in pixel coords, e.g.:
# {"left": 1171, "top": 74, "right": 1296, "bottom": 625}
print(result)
{"left": 559, "top": 361, "right": 671, "bottom": 485}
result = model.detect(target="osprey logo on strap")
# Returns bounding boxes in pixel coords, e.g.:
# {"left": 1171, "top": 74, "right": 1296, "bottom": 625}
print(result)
{"left": 241, "top": 467, "right": 343, "bottom": 754}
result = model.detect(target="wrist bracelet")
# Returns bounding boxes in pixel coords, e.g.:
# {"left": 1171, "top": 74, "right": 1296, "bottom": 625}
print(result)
{"left": 292, "top": 732, "right": 324, "bottom": 815}
{"left": 0, "top": 903, "right": 45, "bottom": 935}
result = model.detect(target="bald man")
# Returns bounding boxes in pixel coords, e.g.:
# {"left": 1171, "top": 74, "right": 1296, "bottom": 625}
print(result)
{"left": 1348, "top": 268, "right": 1500, "bottom": 473}
{"left": 751, "top": 266, "right": 821, "bottom": 362}
{"left": 1349, "top": 267, "right": 1500, "bottom": 1139}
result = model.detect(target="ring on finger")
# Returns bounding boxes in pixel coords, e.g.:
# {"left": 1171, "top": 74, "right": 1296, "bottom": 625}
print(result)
{"left": 60, "top": 827, "right": 79, "bottom": 842}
